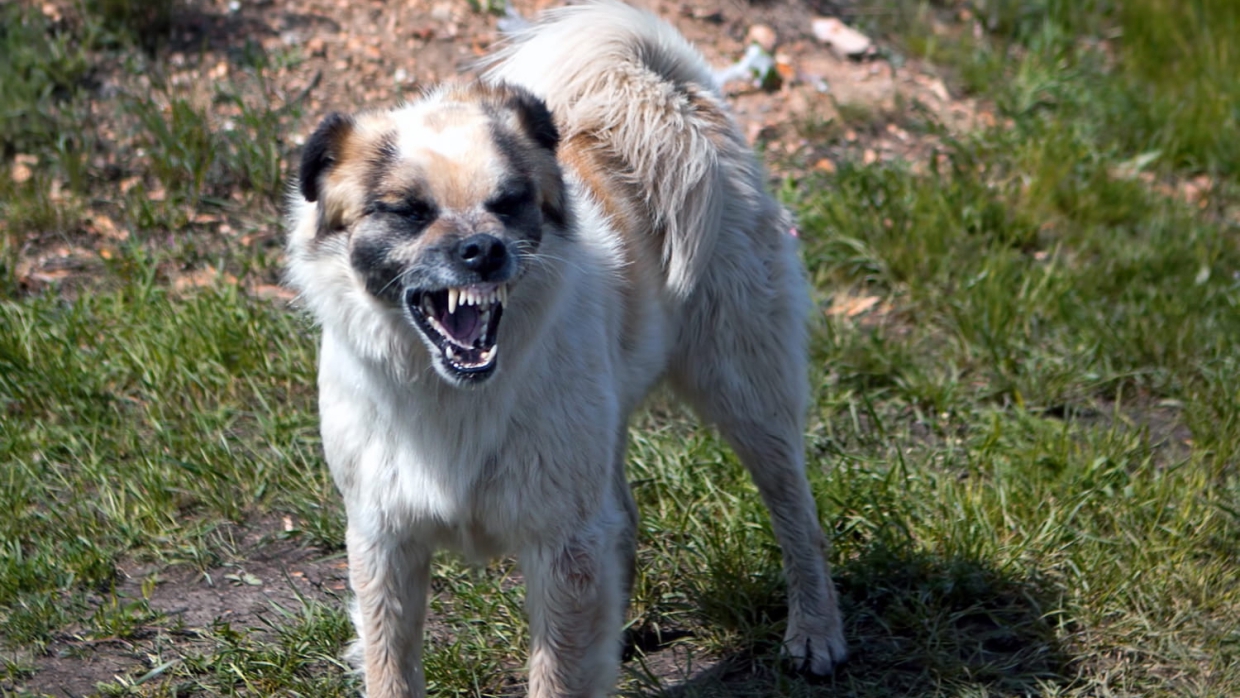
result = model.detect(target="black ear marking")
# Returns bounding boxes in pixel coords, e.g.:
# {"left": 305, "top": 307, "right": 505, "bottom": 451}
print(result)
{"left": 299, "top": 112, "right": 355, "bottom": 202}
{"left": 505, "top": 87, "right": 559, "bottom": 153}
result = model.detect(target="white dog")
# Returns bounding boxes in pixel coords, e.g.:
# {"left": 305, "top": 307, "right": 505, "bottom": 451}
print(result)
{"left": 285, "top": 2, "right": 846, "bottom": 695}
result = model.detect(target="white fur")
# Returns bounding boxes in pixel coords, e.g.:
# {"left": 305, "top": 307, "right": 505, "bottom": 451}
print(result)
{"left": 484, "top": 0, "right": 729, "bottom": 299}
{"left": 286, "top": 3, "right": 846, "bottom": 696}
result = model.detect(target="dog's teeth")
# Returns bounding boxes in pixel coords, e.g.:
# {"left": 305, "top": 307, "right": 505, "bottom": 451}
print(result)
{"left": 499, "top": 284, "right": 508, "bottom": 306}
{"left": 445, "top": 345, "right": 457, "bottom": 361}
{"left": 481, "top": 345, "right": 497, "bottom": 362}
{"left": 447, "top": 288, "right": 459, "bottom": 314}
{"left": 422, "top": 296, "right": 434, "bottom": 315}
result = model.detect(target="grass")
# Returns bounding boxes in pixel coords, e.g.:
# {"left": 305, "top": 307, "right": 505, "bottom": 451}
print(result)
{"left": 2, "top": 0, "right": 1240, "bottom": 696}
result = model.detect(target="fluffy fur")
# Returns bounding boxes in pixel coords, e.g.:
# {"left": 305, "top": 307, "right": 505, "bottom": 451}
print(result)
{"left": 285, "top": 2, "right": 846, "bottom": 695}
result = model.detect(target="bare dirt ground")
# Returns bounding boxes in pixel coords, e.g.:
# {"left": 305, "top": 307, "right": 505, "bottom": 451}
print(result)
{"left": 12, "top": 0, "right": 987, "bottom": 297}
{"left": 9, "top": 0, "right": 988, "bottom": 694}
{"left": 15, "top": 518, "right": 351, "bottom": 697}
{"left": 157, "top": 0, "right": 979, "bottom": 163}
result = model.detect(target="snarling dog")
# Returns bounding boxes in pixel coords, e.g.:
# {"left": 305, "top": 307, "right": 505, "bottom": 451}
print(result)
{"left": 285, "top": 2, "right": 846, "bottom": 695}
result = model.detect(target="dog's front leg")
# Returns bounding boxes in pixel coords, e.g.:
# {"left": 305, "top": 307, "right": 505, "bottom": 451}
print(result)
{"left": 522, "top": 510, "right": 634, "bottom": 698}
{"left": 347, "top": 526, "right": 431, "bottom": 698}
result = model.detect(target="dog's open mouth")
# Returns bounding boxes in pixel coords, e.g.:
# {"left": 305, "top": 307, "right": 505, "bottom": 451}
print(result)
{"left": 407, "top": 283, "right": 507, "bottom": 378}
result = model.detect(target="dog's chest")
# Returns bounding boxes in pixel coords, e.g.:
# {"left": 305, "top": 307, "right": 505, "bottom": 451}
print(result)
{"left": 318, "top": 333, "right": 615, "bottom": 550}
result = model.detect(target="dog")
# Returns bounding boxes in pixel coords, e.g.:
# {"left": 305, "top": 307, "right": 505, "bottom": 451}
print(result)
{"left": 285, "top": 2, "right": 846, "bottom": 695}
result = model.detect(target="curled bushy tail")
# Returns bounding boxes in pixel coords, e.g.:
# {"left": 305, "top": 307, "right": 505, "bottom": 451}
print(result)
{"left": 484, "top": 1, "right": 741, "bottom": 297}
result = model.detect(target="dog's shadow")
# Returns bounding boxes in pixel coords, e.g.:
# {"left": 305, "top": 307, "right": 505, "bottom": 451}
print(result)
{"left": 622, "top": 544, "right": 1076, "bottom": 697}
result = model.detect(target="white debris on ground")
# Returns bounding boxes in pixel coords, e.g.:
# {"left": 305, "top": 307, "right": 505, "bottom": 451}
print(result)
{"left": 713, "top": 44, "right": 779, "bottom": 90}
{"left": 811, "top": 17, "right": 873, "bottom": 58}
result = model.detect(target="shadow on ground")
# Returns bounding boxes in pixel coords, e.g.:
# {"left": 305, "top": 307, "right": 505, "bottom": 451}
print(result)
{"left": 626, "top": 544, "right": 1075, "bottom": 697}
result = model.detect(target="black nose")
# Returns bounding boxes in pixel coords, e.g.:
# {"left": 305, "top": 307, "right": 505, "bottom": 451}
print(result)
{"left": 457, "top": 234, "right": 508, "bottom": 276}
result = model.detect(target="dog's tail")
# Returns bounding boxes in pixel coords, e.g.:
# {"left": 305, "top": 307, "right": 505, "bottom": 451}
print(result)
{"left": 484, "top": 0, "right": 740, "bottom": 297}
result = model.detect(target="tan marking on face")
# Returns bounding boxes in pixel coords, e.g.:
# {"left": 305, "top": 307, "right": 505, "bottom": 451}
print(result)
{"left": 392, "top": 101, "right": 506, "bottom": 213}
{"left": 318, "top": 112, "right": 397, "bottom": 230}
{"left": 315, "top": 82, "right": 566, "bottom": 277}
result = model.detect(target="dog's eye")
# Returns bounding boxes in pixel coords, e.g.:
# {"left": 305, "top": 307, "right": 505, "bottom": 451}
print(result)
{"left": 372, "top": 199, "right": 436, "bottom": 223}
{"left": 487, "top": 187, "right": 531, "bottom": 219}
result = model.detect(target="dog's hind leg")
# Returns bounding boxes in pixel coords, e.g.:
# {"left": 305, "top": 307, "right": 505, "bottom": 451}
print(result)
{"left": 669, "top": 236, "right": 847, "bottom": 675}
{"left": 521, "top": 491, "right": 635, "bottom": 698}
{"left": 346, "top": 526, "right": 431, "bottom": 698}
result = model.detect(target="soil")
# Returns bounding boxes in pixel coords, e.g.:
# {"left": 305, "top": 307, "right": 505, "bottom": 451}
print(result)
{"left": 7, "top": 0, "right": 987, "bottom": 694}
{"left": 11, "top": 518, "right": 351, "bottom": 697}
{"left": 10, "top": 0, "right": 986, "bottom": 297}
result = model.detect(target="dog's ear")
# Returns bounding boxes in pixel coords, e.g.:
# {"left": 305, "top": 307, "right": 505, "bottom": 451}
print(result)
{"left": 299, "top": 112, "right": 355, "bottom": 202}
{"left": 505, "top": 88, "right": 559, "bottom": 154}
{"left": 498, "top": 87, "right": 567, "bottom": 228}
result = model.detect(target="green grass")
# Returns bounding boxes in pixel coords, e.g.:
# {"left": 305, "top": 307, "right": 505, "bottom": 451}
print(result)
{"left": 3, "top": 0, "right": 1240, "bottom": 696}
{"left": 868, "top": 0, "right": 1240, "bottom": 176}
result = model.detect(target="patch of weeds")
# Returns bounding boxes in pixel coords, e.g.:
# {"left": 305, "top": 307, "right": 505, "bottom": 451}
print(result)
{"left": 126, "top": 98, "right": 289, "bottom": 211}
{"left": 106, "top": 598, "right": 355, "bottom": 696}
{"left": 0, "top": 3, "right": 99, "bottom": 263}
{"left": 0, "top": 3, "right": 96, "bottom": 156}
{"left": 120, "top": 55, "right": 302, "bottom": 226}
{"left": 87, "top": 594, "right": 160, "bottom": 642}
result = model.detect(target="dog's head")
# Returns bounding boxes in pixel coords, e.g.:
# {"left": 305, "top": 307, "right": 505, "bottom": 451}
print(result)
{"left": 296, "top": 83, "right": 567, "bottom": 386}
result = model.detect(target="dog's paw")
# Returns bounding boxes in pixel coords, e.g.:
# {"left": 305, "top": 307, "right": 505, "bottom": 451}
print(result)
{"left": 782, "top": 619, "right": 848, "bottom": 676}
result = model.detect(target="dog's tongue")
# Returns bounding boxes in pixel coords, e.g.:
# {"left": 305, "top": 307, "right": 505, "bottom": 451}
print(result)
{"left": 441, "top": 304, "right": 483, "bottom": 346}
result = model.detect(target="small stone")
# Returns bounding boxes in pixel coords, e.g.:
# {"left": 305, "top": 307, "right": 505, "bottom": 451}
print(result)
{"left": 10, "top": 154, "right": 36, "bottom": 184}
{"left": 812, "top": 17, "right": 872, "bottom": 58}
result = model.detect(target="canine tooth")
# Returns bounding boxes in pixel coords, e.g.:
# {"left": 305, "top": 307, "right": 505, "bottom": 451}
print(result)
{"left": 422, "top": 296, "right": 434, "bottom": 315}
{"left": 445, "top": 346, "right": 457, "bottom": 361}
{"left": 447, "top": 288, "right": 459, "bottom": 314}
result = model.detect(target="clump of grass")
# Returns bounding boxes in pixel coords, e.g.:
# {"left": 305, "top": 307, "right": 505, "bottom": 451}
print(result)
{"left": 0, "top": 4, "right": 96, "bottom": 157}
{"left": 124, "top": 68, "right": 298, "bottom": 210}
